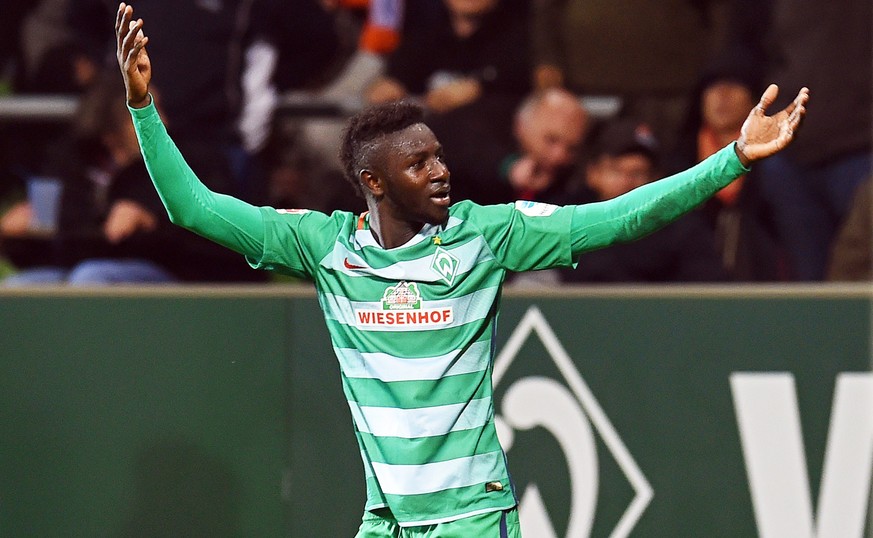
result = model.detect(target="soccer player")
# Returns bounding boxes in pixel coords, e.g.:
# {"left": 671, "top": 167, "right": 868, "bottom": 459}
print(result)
{"left": 116, "top": 4, "right": 808, "bottom": 536}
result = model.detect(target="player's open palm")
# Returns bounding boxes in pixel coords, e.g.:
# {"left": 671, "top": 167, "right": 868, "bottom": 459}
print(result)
{"left": 115, "top": 3, "right": 151, "bottom": 108}
{"left": 736, "top": 84, "right": 809, "bottom": 164}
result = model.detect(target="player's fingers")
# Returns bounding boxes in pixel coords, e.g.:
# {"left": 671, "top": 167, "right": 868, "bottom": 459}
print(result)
{"left": 126, "top": 34, "right": 147, "bottom": 65}
{"left": 116, "top": 4, "right": 132, "bottom": 48}
{"left": 121, "top": 18, "right": 143, "bottom": 60}
{"left": 755, "top": 84, "right": 779, "bottom": 116}
{"left": 797, "top": 87, "right": 810, "bottom": 102}
{"left": 795, "top": 87, "right": 810, "bottom": 111}
{"left": 130, "top": 36, "right": 149, "bottom": 59}
{"left": 787, "top": 103, "right": 805, "bottom": 131}
{"left": 115, "top": 3, "right": 125, "bottom": 34}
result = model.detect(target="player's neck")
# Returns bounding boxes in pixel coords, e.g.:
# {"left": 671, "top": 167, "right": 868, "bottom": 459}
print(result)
{"left": 368, "top": 209, "right": 423, "bottom": 249}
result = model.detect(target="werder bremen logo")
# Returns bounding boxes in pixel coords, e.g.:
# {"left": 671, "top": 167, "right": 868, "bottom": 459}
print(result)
{"left": 493, "top": 307, "right": 652, "bottom": 538}
{"left": 430, "top": 246, "right": 460, "bottom": 285}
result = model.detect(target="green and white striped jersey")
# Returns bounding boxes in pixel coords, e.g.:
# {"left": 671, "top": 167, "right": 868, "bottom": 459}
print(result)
{"left": 131, "top": 98, "right": 747, "bottom": 528}
{"left": 250, "top": 200, "right": 575, "bottom": 525}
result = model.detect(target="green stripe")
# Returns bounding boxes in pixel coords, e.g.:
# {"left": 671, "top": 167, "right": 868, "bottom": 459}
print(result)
{"left": 358, "top": 423, "right": 503, "bottom": 465}
{"left": 343, "top": 371, "right": 491, "bottom": 409}
{"left": 384, "top": 481, "right": 516, "bottom": 525}
{"left": 364, "top": 475, "right": 388, "bottom": 509}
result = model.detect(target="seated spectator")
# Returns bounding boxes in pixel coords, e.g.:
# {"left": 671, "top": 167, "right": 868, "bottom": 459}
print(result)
{"left": 366, "top": 0, "right": 531, "bottom": 149}
{"left": 669, "top": 48, "right": 782, "bottom": 281}
{"left": 561, "top": 118, "right": 727, "bottom": 283}
{"left": 436, "top": 87, "right": 589, "bottom": 206}
{"left": 0, "top": 71, "right": 265, "bottom": 285}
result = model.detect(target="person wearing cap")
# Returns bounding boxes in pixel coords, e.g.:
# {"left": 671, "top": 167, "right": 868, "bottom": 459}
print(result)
{"left": 561, "top": 118, "right": 727, "bottom": 283}
{"left": 668, "top": 47, "right": 782, "bottom": 281}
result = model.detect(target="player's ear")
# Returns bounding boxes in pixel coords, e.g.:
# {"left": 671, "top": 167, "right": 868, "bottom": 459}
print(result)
{"left": 360, "top": 169, "right": 384, "bottom": 197}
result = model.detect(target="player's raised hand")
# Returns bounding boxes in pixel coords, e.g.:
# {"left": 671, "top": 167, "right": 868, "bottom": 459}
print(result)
{"left": 115, "top": 3, "right": 151, "bottom": 108}
{"left": 735, "top": 84, "right": 809, "bottom": 165}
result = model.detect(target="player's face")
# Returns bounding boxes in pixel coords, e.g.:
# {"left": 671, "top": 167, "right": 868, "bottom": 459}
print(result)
{"left": 372, "top": 123, "right": 451, "bottom": 225}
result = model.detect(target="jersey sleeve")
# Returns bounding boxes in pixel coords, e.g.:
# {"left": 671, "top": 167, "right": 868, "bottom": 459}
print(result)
{"left": 462, "top": 200, "right": 576, "bottom": 272}
{"left": 129, "top": 98, "right": 335, "bottom": 279}
{"left": 249, "top": 207, "right": 344, "bottom": 278}
{"left": 569, "top": 143, "right": 750, "bottom": 256}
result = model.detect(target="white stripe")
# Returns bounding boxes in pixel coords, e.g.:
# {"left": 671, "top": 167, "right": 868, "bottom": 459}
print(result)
{"left": 323, "top": 234, "right": 494, "bottom": 279}
{"left": 371, "top": 451, "right": 504, "bottom": 495}
{"left": 338, "top": 340, "right": 492, "bottom": 381}
{"left": 322, "top": 286, "right": 497, "bottom": 332}
{"left": 349, "top": 397, "right": 492, "bottom": 438}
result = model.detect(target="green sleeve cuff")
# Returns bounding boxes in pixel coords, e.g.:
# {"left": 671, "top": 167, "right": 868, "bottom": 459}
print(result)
{"left": 728, "top": 141, "right": 752, "bottom": 173}
{"left": 127, "top": 93, "right": 157, "bottom": 118}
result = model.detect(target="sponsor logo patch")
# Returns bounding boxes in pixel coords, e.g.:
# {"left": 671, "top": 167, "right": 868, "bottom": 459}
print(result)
{"left": 354, "top": 282, "right": 454, "bottom": 329}
{"left": 514, "top": 200, "right": 558, "bottom": 217}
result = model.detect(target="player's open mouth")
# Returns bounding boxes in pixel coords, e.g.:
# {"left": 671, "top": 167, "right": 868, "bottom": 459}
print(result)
{"left": 430, "top": 190, "right": 451, "bottom": 206}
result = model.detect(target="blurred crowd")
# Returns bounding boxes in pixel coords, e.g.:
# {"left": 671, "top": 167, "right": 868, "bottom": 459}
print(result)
{"left": 0, "top": 0, "right": 870, "bottom": 285}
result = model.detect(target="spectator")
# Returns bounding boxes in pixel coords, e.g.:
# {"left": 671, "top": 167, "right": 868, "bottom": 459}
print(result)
{"left": 737, "top": 0, "right": 872, "bottom": 280}
{"left": 669, "top": 48, "right": 782, "bottom": 281}
{"left": 366, "top": 0, "right": 532, "bottom": 147}
{"left": 17, "top": 0, "right": 99, "bottom": 94}
{"left": 320, "top": 0, "right": 404, "bottom": 57}
{"left": 73, "top": 0, "right": 270, "bottom": 203}
{"left": 248, "top": 0, "right": 399, "bottom": 214}
{"left": 238, "top": 0, "right": 344, "bottom": 157}
{"left": 0, "top": 0, "right": 96, "bottom": 203}
{"left": 0, "top": 71, "right": 265, "bottom": 285}
{"left": 561, "top": 118, "right": 726, "bottom": 283}
{"left": 531, "top": 0, "right": 731, "bottom": 154}
{"left": 436, "top": 87, "right": 589, "bottom": 206}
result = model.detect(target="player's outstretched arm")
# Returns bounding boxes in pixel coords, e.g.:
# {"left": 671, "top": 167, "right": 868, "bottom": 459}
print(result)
{"left": 114, "top": 3, "right": 268, "bottom": 258}
{"left": 570, "top": 85, "right": 810, "bottom": 255}
{"left": 735, "top": 84, "right": 809, "bottom": 166}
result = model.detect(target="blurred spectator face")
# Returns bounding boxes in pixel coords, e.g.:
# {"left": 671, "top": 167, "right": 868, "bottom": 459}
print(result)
{"left": 444, "top": 0, "right": 499, "bottom": 18}
{"left": 586, "top": 153, "right": 654, "bottom": 201}
{"left": 701, "top": 81, "right": 755, "bottom": 133}
{"left": 515, "top": 90, "right": 587, "bottom": 176}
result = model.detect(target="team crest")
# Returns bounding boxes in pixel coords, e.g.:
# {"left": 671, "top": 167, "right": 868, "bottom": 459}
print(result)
{"left": 430, "top": 246, "right": 460, "bottom": 285}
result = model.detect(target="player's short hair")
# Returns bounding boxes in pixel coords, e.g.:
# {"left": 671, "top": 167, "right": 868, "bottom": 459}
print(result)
{"left": 340, "top": 100, "right": 426, "bottom": 197}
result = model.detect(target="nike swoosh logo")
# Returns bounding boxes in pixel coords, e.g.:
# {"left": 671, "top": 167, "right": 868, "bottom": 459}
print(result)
{"left": 344, "top": 258, "right": 366, "bottom": 270}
